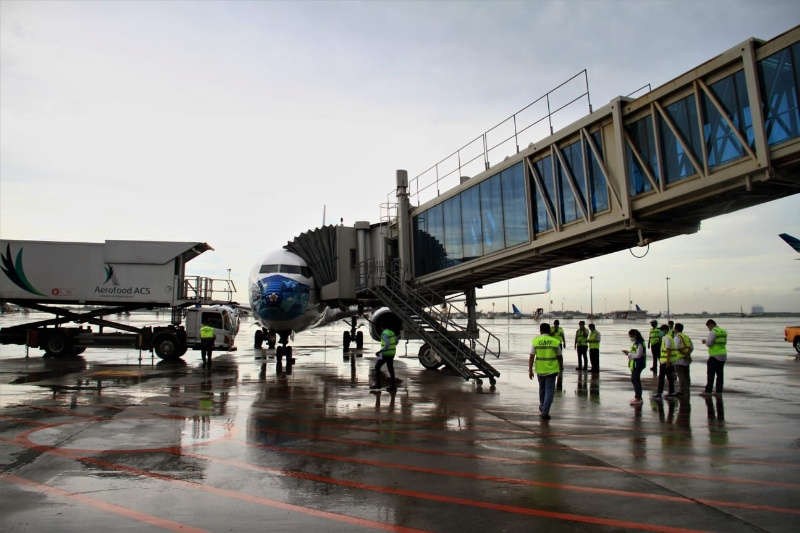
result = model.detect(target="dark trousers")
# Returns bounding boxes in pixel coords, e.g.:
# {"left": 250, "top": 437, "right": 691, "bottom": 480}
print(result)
{"left": 589, "top": 348, "right": 600, "bottom": 372}
{"left": 537, "top": 373, "right": 557, "bottom": 415}
{"left": 657, "top": 363, "right": 675, "bottom": 394}
{"left": 650, "top": 343, "right": 661, "bottom": 371}
{"left": 374, "top": 357, "right": 396, "bottom": 387}
{"left": 576, "top": 346, "right": 588, "bottom": 369}
{"left": 631, "top": 358, "right": 646, "bottom": 399}
{"left": 201, "top": 339, "right": 213, "bottom": 366}
{"left": 705, "top": 357, "right": 725, "bottom": 393}
{"left": 675, "top": 364, "right": 691, "bottom": 395}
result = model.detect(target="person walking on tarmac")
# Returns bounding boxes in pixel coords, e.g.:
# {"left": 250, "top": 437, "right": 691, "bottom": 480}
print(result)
{"left": 648, "top": 320, "right": 662, "bottom": 374}
{"left": 200, "top": 322, "right": 216, "bottom": 368}
{"left": 651, "top": 324, "right": 677, "bottom": 400}
{"left": 701, "top": 319, "right": 728, "bottom": 395}
{"left": 574, "top": 320, "right": 589, "bottom": 371}
{"left": 551, "top": 319, "right": 566, "bottom": 389}
{"left": 529, "top": 323, "right": 562, "bottom": 420}
{"left": 371, "top": 327, "right": 398, "bottom": 391}
{"left": 673, "top": 323, "right": 693, "bottom": 397}
{"left": 587, "top": 323, "right": 601, "bottom": 372}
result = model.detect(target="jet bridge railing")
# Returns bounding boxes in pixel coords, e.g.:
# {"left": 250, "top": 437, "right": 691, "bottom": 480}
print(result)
{"left": 181, "top": 276, "right": 236, "bottom": 303}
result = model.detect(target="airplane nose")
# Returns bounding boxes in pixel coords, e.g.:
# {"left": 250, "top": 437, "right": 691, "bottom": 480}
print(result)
{"left": 262, "top": 279, "right": 284, "bottom": 306}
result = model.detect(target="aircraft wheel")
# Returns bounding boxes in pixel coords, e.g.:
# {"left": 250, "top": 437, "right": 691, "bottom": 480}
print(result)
{"left": 267, "top": 332, "right": 277, "bottom": 349}
{"left": 355, "top": 331, "right": 364, "bottom": 349}
{"left": 794, "top": 337, "right": 800, "bottom": 354}
{"left": 418, "top": 344, "right": 443, "bottom": 370}
{"left": 276, "top": 345, "right": 284, "bottom": 359}
{"left": 152, "top": 332, "right": 182, "bottom": 360}
{"left": 285, "top": 346, "right": 293, "bottom": 362}
{"left": 343, "top": 330, "right": 351, "bottom": 350}
{"left": 254, "top": 329, "right": 264, "bottom": 348}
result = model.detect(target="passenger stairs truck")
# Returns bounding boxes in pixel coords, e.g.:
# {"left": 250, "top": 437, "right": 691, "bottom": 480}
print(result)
{"left": 0, "top": 239, "right": 239, "bottom": 359}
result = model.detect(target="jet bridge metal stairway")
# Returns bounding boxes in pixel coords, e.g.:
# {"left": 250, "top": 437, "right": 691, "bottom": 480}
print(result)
{"left": 362, "top": 264, "right": 501, "bottom": 387}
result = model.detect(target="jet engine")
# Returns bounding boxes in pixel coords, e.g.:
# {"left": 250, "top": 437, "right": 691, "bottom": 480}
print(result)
{"left": 368, "top": 307, "right": 404, "bottom": 341}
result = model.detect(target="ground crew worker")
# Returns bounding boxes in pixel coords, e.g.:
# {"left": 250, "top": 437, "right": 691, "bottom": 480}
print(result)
{"left": 574, "top": 320, "right": 589, "bottom": 371}
{"left": 552, "top": 319, "right": 566, "bottom": 390}
{"left": 648, "top": 320, "right": 662, "bottom": 373}
{"left": 673, "top": 323, "right": 693, "bottom": 397}
{"left": 652, "top": 324, "right": 678, "bottom": 400}
{"left": 200, "top": 322, "right": 215, "bottom": 368}
{"left": 371, "top": 327, "right": 398, "bottom": 391}
{"left": 701, "top": 319, "right": 727, "bottom": 395}
{"left": 587, "top": 323, "right": 601, "bottom": 372}
{"left": 529, "top": 323, "right": 561, "bottom": 420}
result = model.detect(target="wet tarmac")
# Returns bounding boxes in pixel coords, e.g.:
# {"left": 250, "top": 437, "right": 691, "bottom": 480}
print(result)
{"left": 1, "top": 314, "right": 799, "bottom": 532}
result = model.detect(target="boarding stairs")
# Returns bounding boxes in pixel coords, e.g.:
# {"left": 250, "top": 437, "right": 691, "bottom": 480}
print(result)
{"left": 363, "top": 265, "right": 501, "bottom": 386}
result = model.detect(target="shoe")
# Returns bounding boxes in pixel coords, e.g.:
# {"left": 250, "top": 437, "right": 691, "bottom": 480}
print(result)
{"left": 630, "top": 398, "right": 643, "bottom": 405}
{"left": 713, "top": 391, "right": 723, "bottom": 395}
{"left": 650, "top": 367, "right": 656, "bottom": 372}
{"left": 576, "top": 367, "right": 583, "bottom": 371}
{"left": 699, "top": 391, "right": 712, "bottom": 396}
{"left": 650, "top": 393, "right": 663, "bottom": 401}
{"left": 386, "top": 386, "right": 397, "bottom": 392}
{"left": 540, "top": 413, "right": 551, "bottom": 420}
{"left": 664, "top": 392, "right": 676, "bottom": 398}
{"left": 369, "top": 384, "right": 381, "bottom": 390}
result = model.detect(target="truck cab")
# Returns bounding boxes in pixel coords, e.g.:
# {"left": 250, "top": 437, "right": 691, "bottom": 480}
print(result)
{"left": 184, "top": 306, "right": 239, "bottom": 351}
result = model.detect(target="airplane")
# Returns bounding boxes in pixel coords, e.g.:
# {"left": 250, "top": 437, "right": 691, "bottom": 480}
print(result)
{"left": 779, "top": 233, "right": 800, "bottom": 257}
{"left": 511, "top": 304, "right": 524, "bottom": 319}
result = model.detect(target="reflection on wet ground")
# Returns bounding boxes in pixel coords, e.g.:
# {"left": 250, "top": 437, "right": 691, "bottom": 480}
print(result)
{"left": 1, "top": 316, "right": 799, "bottom": 532}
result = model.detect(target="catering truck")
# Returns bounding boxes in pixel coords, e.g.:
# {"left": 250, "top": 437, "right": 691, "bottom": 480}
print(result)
{"left": 0, "top": 239, "right": 239, "bottom": 359}
{"left": 785, "top": 325, "right": 800, "bottom": 355}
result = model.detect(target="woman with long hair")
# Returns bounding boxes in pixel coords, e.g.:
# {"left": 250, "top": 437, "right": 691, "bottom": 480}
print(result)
{"left": 623, "top": 329, "right": 647, "bottom": 404}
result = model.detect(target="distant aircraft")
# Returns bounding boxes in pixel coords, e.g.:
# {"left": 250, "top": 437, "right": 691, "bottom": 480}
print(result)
{"left": 511, "top": 304, "right": 524, "bottom": 319}
{"left": 779, "top": 233, "right": 800, "bottom": 257}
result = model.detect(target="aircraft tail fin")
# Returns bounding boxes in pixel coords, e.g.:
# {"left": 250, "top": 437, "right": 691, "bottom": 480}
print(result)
{"left": 779, "top": 233, "right": 800, "bottom": 253}
{"left": 512, "top": 304, "right": 523, "bottom": 316}
{"left": 635, "top": 304, "right": 642, "bottom": 311}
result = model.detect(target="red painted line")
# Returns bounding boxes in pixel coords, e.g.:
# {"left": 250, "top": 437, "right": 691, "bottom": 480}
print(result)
{"left": 225, "top": 437, "right": 800, "bottom": 515}
{"left": 0, "top": 438, "right": 429, "bottom": 533}
{"left": 0, "top": 473, "right": 211, "bottom": 533}
{"left": 181, "top": 450, "right": 715, "bottom": 533}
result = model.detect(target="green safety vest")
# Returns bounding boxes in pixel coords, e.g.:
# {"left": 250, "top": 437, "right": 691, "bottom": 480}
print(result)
{"left": 200, "top": 325, "right": 215, "bottom": 339}
{"left": 628, "top": 341, "right": 642, "bottom": 371}
{"left": 708, "top": 327, "right": 727, "bottom": 356}
{"left": 676, "top": 332, "right": 693, "bottom": 358}
{"left": 532, "top": 335, "right": 560, "bottom": 375}
{"left": 575, "top": 327, "right": 588, "bottom": 347}
{"left": 649, "top": 327, "right": 662, "bottom": 345}
{"left": 588, "top": 330, "right": 600, "bottom": 349}
{"left": 552, "top": 327, "right": 565, "bottom": 346}
{"left": 381, "top": 329, "right": 397, "bottom": 357}
{"left": 660, "top": 333, "right": 681, "bottom": 363}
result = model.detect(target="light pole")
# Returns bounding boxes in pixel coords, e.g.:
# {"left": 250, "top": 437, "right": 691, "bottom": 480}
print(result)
{"left": 590, "top": 276, "right": 594, "bottom": 317}
{"left": 604, "top": 298, "right": 607, "bottom": 315}
{"left": 666, "top": 277, "right": 671, "bottom": 319}
{"left": 561, "top": 297, "right": 565, "bottom": 313}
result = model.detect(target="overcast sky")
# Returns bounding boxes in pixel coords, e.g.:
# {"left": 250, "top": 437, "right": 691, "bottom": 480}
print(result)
{"left": 1, "top": 0, "right": 799, "bottom": 315}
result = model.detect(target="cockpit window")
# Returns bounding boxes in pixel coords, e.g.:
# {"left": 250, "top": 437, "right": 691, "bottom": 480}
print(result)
{"left": 259, "top": 264, "right": 312, "bottom": 278}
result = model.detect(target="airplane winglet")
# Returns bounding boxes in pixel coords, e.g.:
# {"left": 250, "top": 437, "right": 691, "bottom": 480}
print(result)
{"left": 779, "top": 233, "right": 800, "bottom": 253}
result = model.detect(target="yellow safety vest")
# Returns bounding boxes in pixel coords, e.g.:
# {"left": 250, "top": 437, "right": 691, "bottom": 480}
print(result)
{"left": 649, "top": 327, "right": 662, "bottom": 345}
{"left": 381, "top": 329, "right": 397, "bottom": 357}
{"left": 532, "top": 335, "right": 560, "bottom": 375}
{"left": 708, "top": 327, "right": 727, "bottom": 356}
{"left": 200, "top": 325, "right": 215, "bottom": 339}
{"left": 660, "top": 333, "right": 681, "bottom": 363}
{"left": 588, "top": 330, "right": 600, "bottom": 349}
{"left": 575, "top": 328, "right": 588, "bottom": 347}
{"left": 676, "top": 332, "right": 693, "bottom": 358}
{"left": 552, "top": 327, "right": 565, "bottom": 346}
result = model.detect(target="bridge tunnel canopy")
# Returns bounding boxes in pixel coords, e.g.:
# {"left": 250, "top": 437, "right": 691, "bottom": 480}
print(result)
{"left": 411, "top": 26, "right": 800, "bottom": 294}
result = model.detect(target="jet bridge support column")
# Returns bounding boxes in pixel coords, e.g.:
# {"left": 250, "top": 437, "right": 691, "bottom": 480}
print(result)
{"left": 465, "top": 288, "right": 479, "bottom": 337}
{"left": 396, "top": 169, "right": 413, "bottom": 292}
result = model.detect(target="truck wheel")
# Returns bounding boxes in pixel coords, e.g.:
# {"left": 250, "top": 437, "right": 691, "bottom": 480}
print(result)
{"left": 152, "top": 332, "right": 181, "bottom": 360}
{"left": 418, "top": 344, "right": 444, "bottom": 369}
{"left": 44, "top": 332, "right": 72, "bottom": 357}
{"left": 794, "top": 337, "right": 800, "bottom": 354}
